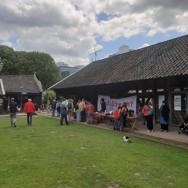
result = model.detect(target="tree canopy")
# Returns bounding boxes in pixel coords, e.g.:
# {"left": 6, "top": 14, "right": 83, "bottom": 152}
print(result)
{"left": 0, "top": 45, "right": 62, "bottom": 89}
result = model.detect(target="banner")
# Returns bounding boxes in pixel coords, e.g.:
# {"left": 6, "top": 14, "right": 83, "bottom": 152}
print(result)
{"left": 174, "top": 95, "right": 181, "bottom": 111}
{"left": 97, "top": 95, "right": 137, "bottom": 113}
{"left": 97, "top": 95, "right": 110, "bottom": 112}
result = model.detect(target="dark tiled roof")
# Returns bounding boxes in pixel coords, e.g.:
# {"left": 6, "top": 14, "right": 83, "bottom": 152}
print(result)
{"left": 0, "top": 75, "right": 43, "bottom": 93}
{"left": 52, "top": 35, "right": 188, "bottom": 89}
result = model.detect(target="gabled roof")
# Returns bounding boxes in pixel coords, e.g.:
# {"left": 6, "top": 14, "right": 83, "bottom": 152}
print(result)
{"left": 0, "top": 74, "right": 43, "bottom": 94}
{"left": 51, "top": 35, "right": 188, "bottom": 90}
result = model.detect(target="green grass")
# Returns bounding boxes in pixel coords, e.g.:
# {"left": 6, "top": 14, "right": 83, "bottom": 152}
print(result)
{"left": 0, "top": 116, "right": 188, "bottom": 188}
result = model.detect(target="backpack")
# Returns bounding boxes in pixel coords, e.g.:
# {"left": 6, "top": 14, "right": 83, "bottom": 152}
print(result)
{"left": 67, "top": 102, "right": 72, "bottom": 109}
{"left": 9, "top": 102, "right": 17, "bottom": 113}
{"left": 148, "top": 108, "right": 154, "bottom": 115}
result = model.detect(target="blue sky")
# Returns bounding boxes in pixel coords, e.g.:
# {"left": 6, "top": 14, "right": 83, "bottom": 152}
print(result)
{"left": 0, "top": 0, "right": 187, "bottom": 66}
{"left": 94, "top": 31, "right": 184, "bottom": 61}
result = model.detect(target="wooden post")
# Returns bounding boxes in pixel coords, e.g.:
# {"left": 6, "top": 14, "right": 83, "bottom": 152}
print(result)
{"left": 168, "top": 89, "right": 172, "bottom": 127}
{"left": 20, "top": 93, "right": 22, "bottom": 110}
{"left": 153, "top": 89, "right": 158, "bottom": 126}
{"left": 185, "top": 91, "right": 188, "bottom": 115}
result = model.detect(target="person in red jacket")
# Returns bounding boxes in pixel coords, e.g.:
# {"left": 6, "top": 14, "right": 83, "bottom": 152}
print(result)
{"left": 86, "top": 101, "right": 95, "bottom": 124}
{"left": 24, "top": 99, "right": 35, "bottom": 126}
{"left": 113, "top": 106, "right": 121, "bottom": 130}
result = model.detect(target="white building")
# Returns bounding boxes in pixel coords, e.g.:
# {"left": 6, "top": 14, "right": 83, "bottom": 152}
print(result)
{"left": 57, "top": 62, "right": 84, "bottom": 77}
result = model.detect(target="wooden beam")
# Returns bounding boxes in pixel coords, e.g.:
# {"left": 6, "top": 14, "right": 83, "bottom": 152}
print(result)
{"left": 168, "top": 89, "right": 173, "bottom": 127}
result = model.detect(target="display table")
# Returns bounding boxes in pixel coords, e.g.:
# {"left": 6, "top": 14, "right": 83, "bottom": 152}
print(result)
{"left": 94, "top": 113, "right": 114, "bottom": 124}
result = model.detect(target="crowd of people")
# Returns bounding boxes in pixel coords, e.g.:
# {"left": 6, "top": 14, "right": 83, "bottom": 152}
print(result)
{"left": 7, "top": 96, "right": 96, "bottom": 127}
{"left": 142, "top": 100, "right": 170, "bottom": 133}
{"left": 50, "top": 98, "right": 95, "bottom": 125}
{"left": 7, "top": 96, "right": 174, "bottom": 134}
{"left": 113, "top": 104, "right": 137, "bottom": 131}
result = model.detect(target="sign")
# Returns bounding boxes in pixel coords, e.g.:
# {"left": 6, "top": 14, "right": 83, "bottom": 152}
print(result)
{"left": 97, "top": 95, "right": 137, "bottom": 113}
{"left": 97, "top": 95, "right": 110, "bottom": 112}
{"left": 174, "top": 95, "right": 181, "bottom": 111}
{"left": 158, "top": 95, "right": 165, "bottom": 109}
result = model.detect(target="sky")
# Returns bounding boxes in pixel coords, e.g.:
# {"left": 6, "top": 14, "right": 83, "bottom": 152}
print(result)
{"left": 0, "top": 0, "right": 187, "bottom": 66}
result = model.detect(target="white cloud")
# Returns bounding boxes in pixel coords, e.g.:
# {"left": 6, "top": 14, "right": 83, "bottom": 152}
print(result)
{"left": 0, "top": 41, "right": 15, "bottom": 48}
{"left": 97, "top": 11, "right": 153, "bottom": 41}
{"left": 138, "top": 43, "right": 150, "bottom": 49}
{"left": 0, "top": 0, "right": 187, "bottom": 66}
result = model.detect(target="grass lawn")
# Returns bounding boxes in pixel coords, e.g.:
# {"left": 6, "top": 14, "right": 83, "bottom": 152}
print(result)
{"left": 0, "top": 115, "right": 188, "bottom": 188}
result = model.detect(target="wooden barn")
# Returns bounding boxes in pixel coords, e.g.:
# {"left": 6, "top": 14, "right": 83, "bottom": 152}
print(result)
{"left": 50, "top": 35, "right": 188, "bottom": 125}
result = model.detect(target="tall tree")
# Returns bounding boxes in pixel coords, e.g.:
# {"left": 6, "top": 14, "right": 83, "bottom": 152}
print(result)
{"left": 0, "top": 45, "right": 18, "bottom": 74}
{"left": 0, "top": 46, "right": 62, "bottom": 89}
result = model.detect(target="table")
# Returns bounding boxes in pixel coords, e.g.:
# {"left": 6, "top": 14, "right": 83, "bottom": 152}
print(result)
{"left": 94, "top": 113, "right": 114, "bottom": 124}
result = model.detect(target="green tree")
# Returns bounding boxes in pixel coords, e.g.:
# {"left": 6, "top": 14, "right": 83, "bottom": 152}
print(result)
{"left": 43, "top": 90, "right": 56, "bottom": 105}
{"left": 0, "top": 46, "right": 62, "bottom": 89}
{"left": 16, "top": 51, "right": 62, "bottom": 88}
{"left": 0, "top": 46, "right": 18, "bottom": 74}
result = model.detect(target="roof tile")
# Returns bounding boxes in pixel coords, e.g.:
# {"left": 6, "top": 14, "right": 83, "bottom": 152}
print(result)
{"left": 52, "top": 35, "right": 188, "bottom": 89}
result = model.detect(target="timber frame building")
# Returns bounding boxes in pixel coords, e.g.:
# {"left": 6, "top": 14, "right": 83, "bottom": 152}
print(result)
{"left": 0, "top": 74, "right": 43, "bottom": 112}
{"left": 50, "top": 35, "right": 188, "bottom": 125}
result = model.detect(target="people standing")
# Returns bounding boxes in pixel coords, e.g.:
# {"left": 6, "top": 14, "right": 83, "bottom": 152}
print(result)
{"left": 51, "top": 99, "right": 57, "bottom": 117}
{"left": 100, "top": 98, "right": 106, "bottom": 113}
{"left": 60, "top": 101, "right": 68, "bottom": 125}
{"left": 56, "top": 100, "right": 61, "bottom": 117}
{"left": 9, "top": 98, "right": 18, "bottom": 127}
{"left": 23, "top": 99, "right": 35, "bottom": 126}
{"left": 79, "top": 98, "right": 86, "bottom": 122}
{"left": 86, "top": 102, "right": 95, "bottom": 124}
{"left": 142, "top": 103, "right": 154, "bottom": 132}
{"left": 76, "top": 100, "right": 81, "bottom": 123}
{"left": 142, "top": 103, "right": 148, "bottom": 126}
{"left": 113, "top": 106, "right": 121, "bottom": 130}
{"left": 119, "top": 105, "right": 128, "bottom": 131}
{"left": 160, "top": 100, "right": 170, "bottom": 132}
{"left": 67, "top": 98, "right": 74, "bottom": 122}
